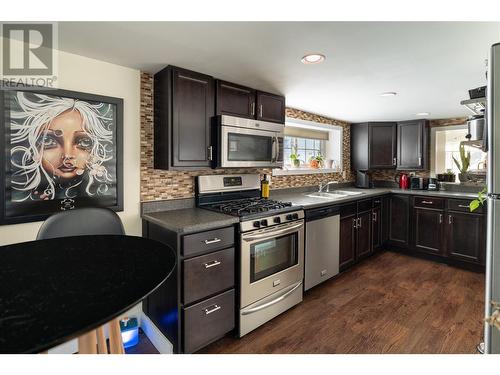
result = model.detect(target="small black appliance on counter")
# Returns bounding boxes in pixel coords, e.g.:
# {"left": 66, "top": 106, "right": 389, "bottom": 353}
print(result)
{"left": 410, "top": 176, "right": 426, "bottom": 190}
{"left": 355, "top": 170, "right": 372, "bottom": 189}
{"left": 427, "top": 178, "right": 439, "bottom": 191}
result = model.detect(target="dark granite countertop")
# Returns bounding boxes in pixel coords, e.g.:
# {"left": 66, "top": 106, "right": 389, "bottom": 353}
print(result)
{"left": 142, "top": 208, "right": 239, "bottom": 235}
{"left": 271, "top": 187, "right": 478, "bottom": 209}
{"left": 0, "top": 235, "right": 175, "bottom": 353}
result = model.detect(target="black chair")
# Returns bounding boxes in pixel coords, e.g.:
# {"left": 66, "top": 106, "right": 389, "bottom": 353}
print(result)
{"left": 37, "top": 207, "right": 125, "bottom": 240}
{"left": 36, "top": 207, "right": 126, "bottom": 354}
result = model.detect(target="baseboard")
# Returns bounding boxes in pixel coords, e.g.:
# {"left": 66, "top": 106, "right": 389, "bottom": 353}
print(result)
{"left": 140, "top": 312, "right": 173, "bottom": 354}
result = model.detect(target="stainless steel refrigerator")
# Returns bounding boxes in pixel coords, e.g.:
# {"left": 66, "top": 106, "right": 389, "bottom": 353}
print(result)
{"left": 485, "top": 42, "right": 500, "bottom": 353}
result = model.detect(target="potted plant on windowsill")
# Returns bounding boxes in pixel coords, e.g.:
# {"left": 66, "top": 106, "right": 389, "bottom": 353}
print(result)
{"left": 289, "top": 146, "right": 301, "bottom": 168}
{"left": 309, "top": 154, "right": 324, "bottom": 169}
{"left": 452, "top": 144, "right": 471, "bottom": 183}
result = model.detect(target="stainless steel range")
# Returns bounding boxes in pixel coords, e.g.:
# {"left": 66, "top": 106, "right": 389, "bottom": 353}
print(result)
{"left": 196, "top": 174, "right": 304, "bottom": 337}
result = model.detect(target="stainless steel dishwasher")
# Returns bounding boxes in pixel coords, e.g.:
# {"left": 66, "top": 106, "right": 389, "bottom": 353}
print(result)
{"left": 304, "top": 205, "right": 340, "bottom": 291}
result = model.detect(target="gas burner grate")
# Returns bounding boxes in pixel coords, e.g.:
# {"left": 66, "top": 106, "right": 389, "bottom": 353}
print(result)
{"left": 208, "top": 198, "right": 292, "bottom": 217}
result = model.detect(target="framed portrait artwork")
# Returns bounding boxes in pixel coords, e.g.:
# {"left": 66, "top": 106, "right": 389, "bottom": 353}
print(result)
{"left": 0, "top": 88, "right": 123, "bottom": 225}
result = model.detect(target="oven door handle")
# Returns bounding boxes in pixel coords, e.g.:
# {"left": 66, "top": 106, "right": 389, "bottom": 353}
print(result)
{"left": 242, "top": 222, "right": 304, "bottom": 241}
{"left": 241, "top": 282, "right": 302, "bottom": 315}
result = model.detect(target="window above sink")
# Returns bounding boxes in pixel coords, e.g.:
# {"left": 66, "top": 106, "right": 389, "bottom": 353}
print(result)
{"left": 272, "top": 117, "right": 343, "bottom": 176}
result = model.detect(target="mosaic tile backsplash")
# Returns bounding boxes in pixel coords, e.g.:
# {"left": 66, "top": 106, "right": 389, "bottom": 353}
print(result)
{"left": 140, "top": 73, "right": 353, "bottom": 201}
{"left": 140, "top": 72, "right": 466, "bottom": 201}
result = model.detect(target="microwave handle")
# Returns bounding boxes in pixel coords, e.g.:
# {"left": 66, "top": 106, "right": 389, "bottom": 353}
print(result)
{"left": 271, "top": 136, "right": 277, "bottom": 163}
{"left": 275, "top": 135, "right": 280, "bottom": 162}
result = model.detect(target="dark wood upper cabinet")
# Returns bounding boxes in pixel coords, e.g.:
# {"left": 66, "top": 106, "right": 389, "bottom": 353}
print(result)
{"left": 215, "top": 80, "right": 256, "bottom": 119}
{"left": 446, "top": 212, "right": 485, "bottom": 265}
{"left": 369, "top": 122, "right": 397, "bottom": 168}
{"left": 256, "top": 91, "right": 285, "bottom": 124}
{"left": 397, "top": 120, "right": 428, "bottom": 170}
{"left": 351, "top": 122, "right": 397, "bottom": 170}
{"left": 388, "top": 194, "right": 410, "bottom": 248}
{"left": 154, "top": 66, "right": 214, "bottom": 170}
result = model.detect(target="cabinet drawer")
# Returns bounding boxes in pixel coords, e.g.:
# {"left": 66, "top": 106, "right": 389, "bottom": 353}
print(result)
{"left": 183, "top": 289, "right": 235, "bottom": 353}
{"left": 414, "top": 196, "right": 444, "bottom": 209}
{"left": 358, "top": 199, "right": 372, "bottom": 213}
{"left": 182, "top": 227, "right": 234, "bottom": 257}
{"left": 372, "top": 197, "right": 382, "bottom": 207}
{"left": 183, "top": 247, "right": 235, "bottom": 305}
{"left": 340, "top": 203, "right": 357, "bottom": 218}
{"left": 448, "top": 198, "right": 484, "bottom": 214}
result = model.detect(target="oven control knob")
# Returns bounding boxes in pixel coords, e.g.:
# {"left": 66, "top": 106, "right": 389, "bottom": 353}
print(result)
{"left": 253, "top": 221, "right": 261, "bottom": 228}
{"left": 273, "top": 217, "right": 281, "bottom": 224}
{"left": 286, "top": 214, "right": 293, "bottom": 221}
{"left": 260, "top": 219, "right": 268, "bottom": 227}
{"left": 292, "top": 213, "right": 299, "bottom": 220}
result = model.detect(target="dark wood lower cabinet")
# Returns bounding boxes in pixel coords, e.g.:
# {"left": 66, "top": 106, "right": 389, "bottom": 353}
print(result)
{"left": 356, "top": 210, "right": 372, "bottom": 259}
{"left": 339, "top": 214, "right": 356, "bottom": 269}
{"left": 388, "top": 194, "right": 410, "bottom": 247}
{"left": 446, "top": 212, "right": 485, "bottom": 265}
{"left": 372, "top": 206, "right": 381, "bottom": 250}
{"left": 413, "top": 208, "right": 444, "bottom": 256}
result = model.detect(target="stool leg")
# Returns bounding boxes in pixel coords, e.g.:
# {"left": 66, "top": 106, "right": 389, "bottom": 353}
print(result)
{"left": 108, "top": 318, "right": 124, "bottom": 354}
{"left": 96, "top": 326, "right": 108, "bottom": 354}
{"left": 78, "top": 330, "right": 97, "bottom": 354}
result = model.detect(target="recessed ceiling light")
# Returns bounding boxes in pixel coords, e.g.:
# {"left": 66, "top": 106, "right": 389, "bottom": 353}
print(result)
{"left": 301, "top": 54, "right": 326, "bottom": 64}
{"left": 380, "top": 92, "right": 397, "bottom": 97}
{"left": 416, "top": 112, "right": 430, "bottom": 116}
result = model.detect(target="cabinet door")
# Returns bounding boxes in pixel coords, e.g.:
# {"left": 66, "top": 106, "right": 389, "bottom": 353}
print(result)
{"left": 351, "top": 123, "right": 369, "bottom": 170}
{"left": 172, "top": 68, "right": 214, "bottom": 167}
{"left": 446, "top": 212, "right": 486, "bottom": 264}
{"left": 215, "top": 80, "right": 256, "bottom": 119}
{"left": 356, "top": 211, "right": 372, "bottom": 259}
{"left": 372, "top": 206, "right": 381, "bottom": 250}
{"left": 397, "top": 120, "right": 427, "bottom": 170}
{"left": 256, "top": 91, "right": 285, "bottom": 123}
{"left": 340, "top": 215, "right": 356, "bottom": 270}
{"left": 369, "top": 122, "right": 397, "bottom": 169}
{"left": 388, "top": 194, "right": 410, "bottom": 247}
{"left": 413, "top": 208, "right": 444, "bottom": 256}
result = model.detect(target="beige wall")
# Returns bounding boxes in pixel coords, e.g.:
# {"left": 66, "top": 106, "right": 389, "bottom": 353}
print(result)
{"left": 0, "top": 50, "right": 141, "bottom": 246}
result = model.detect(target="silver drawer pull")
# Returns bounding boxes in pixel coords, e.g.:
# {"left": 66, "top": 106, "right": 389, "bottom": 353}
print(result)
{"left": 203, "top": 237, "right": 221, "bottom": 245}
{"left": 421, "top": 200, "right": 433, "bottom": 204}
{"left": 458, "top": 204, "right": 469, "bottom": 208}
{"left": 204, "top": 304, "right": 221, "bottom": 315}
{"left": 203, "top": 260, "right": 221, "bottom": 269}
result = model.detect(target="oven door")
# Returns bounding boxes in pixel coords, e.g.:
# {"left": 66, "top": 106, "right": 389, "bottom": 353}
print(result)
{"left": 219, "top": 125, "right": 283, "bottom": 168}
{"left": 240, "top": 220, "right": 304, "bottom": 307}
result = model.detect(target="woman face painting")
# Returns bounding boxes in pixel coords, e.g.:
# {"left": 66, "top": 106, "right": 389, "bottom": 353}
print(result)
{"left": 38, "top": 110, "right": 93, "bottom": 181}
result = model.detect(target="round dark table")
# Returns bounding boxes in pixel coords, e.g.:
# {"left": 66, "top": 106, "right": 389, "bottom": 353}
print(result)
{"left": 0, "top": 235, "right": 176, "bottom": 354}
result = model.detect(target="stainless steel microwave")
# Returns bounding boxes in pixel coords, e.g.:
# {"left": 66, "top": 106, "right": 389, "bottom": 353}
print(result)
{"left": 214, "top": 115, "right": 284, "bottom": 168}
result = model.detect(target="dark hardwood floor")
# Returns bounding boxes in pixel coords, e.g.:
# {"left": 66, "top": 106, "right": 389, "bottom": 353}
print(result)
{"left": 200, "top": 251, "right": 485, "bottom": 354}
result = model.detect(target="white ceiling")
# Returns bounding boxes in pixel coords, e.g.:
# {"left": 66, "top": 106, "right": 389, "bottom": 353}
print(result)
{"left": 58, "top": 22, "right": 500, "bottom": 122}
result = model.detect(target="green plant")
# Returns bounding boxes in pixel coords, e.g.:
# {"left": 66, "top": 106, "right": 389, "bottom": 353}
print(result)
{"left": 445, "top": 169, "right": 455, "bottom": 176}
{"left": 470, "top": 187, "right": 487, "bottom": 212}
{"left": 452, "top": 144, "right": 471, "bottom": 174}
{"left": 290, "top": 146, "right": 301, "bottom": 167}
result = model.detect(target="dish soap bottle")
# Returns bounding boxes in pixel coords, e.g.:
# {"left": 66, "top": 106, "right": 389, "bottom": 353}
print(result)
{"left": 261, "top": 174, "right": 270, "bottom": 199}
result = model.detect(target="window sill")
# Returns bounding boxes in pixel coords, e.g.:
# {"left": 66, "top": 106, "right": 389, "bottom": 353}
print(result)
{"left": 272, "top": 167, "right": 342, "bottom": 176}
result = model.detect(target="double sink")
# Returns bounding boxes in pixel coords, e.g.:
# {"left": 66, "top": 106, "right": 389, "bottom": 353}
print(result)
{"left": 305, "top": 190, "right": 365, "bottom": 200}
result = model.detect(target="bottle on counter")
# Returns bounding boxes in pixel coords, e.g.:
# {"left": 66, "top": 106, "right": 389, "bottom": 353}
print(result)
{"left": 261, "top": 174, "right": 270, "bottom": 199}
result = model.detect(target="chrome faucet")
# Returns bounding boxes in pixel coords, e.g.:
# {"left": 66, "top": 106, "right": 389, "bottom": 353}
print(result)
{"left": 318, "top": 181, "right": 339, "bottom": 192}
